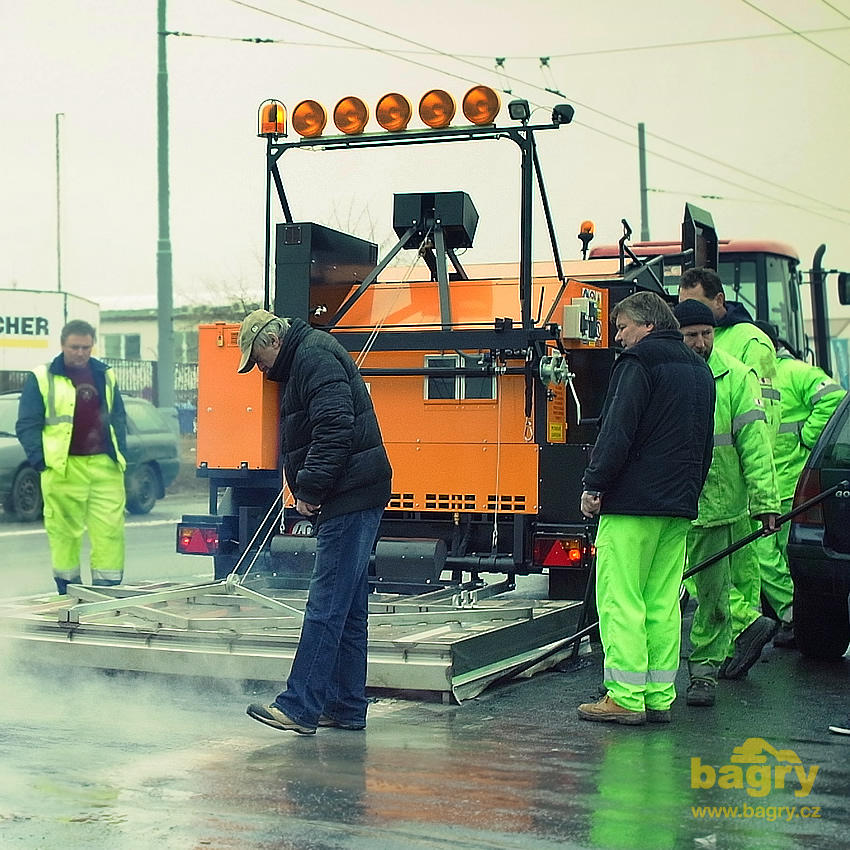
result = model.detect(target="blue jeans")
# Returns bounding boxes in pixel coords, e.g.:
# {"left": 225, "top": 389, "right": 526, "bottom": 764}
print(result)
{"left": 274, "top": 506, "right": 383, "bottom": 728}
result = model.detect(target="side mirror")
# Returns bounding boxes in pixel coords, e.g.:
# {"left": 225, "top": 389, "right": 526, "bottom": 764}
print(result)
{"left": 839, "top": 272, "right": 850, "bottom": 306}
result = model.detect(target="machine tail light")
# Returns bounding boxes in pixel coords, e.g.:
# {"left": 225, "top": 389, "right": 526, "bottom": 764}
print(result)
{"left": 533, "top": 535, "right": 587, "bottom": 567}
{"left": 792, "top": 468, "right": 824, "bottom": 527}
{"left": 177, "top": 524, "right": 221, "bottom": 555}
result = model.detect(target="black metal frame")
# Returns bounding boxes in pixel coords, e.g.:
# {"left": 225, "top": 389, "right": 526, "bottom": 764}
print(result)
{"left": 262, "top": 119, "right": 570, "bottom": 337}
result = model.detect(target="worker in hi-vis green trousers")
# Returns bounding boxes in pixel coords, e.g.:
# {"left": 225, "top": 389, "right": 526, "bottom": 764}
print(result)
{"left": 674, "top": 299, "right": 779, "bottom": 708}
{"left": 752, "top": 320, "right": 846, "bottom": 648}
{"left": 578, "top": 291, "right": 715, "bottom": 726}
{"left": 678, "top": 267, "right": 782, "bottom": 677}
{"left": 16, "top": 319, "right": 127, "bottom": 594}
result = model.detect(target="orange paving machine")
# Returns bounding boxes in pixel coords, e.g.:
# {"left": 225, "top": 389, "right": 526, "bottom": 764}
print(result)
{"left": 177, "top": 85, "right": 717, "bottom": 601}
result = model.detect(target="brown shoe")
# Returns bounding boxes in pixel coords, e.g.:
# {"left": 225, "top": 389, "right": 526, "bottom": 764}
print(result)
{"left": 577, "top": 694, "right": 646, "bottom": 725}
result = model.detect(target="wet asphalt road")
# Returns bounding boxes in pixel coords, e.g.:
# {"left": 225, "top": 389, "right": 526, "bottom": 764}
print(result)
{"left": 0, "top": 498, "right": 848, "bottom": 848}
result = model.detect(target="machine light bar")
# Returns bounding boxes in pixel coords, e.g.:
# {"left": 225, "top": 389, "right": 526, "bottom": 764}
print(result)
{"left": 265, "top": 85, "right": 509, "bottom": 140}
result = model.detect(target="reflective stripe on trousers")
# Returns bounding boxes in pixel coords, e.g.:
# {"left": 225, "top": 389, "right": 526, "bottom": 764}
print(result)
{"left": 595, "top": 514, "right": 690, "bottom": 712}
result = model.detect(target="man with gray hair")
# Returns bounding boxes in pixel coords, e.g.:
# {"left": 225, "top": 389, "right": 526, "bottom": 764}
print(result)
{"left": 238, "top": 309, "right": 392, "bottom": 735}
{"left": 577, "top": 291, "right": 715, "bottom": 725}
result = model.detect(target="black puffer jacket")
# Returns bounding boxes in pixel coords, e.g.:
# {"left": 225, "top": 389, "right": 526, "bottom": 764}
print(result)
{"left": 582, "top": 328, "right": 715, "bottom": 518}
{"left": 267, "top": 318, "right": 392, "bottom": 521}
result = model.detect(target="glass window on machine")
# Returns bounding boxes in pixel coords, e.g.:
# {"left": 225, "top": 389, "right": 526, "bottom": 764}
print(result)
{"left": 425, "top": 355, "right": 458, "bottom": 399}
{"left": 765, "top": 255, "right": 793, "bottom": 346}
{"left": 424, "top": 354, "right": 496, "bottom": 400}
{"left": 718, "top": 260, "right": 757, "bottom": 319}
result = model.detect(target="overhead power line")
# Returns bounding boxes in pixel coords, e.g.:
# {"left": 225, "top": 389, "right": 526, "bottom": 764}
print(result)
{"left": 819, "top": 0, "right": 850, "bottom": 22}
{"left": 167, "top": 24, "right": 850, "bottom": 57}
{"left": 220, "top": 0, "right": 850, "bottom": 221}
{"left": 739, "top": 0, "right": 850, "bottom": 69}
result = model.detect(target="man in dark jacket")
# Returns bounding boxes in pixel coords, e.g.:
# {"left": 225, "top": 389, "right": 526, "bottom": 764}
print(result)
{"left": 577, "top": 292, "right": 715, "bottom": 725}
{"left": 239, "top": 310, "right": 392, "bottom": 735}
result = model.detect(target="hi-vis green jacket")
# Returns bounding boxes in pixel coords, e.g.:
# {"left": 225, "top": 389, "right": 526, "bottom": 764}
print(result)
{"left": 695, "top": 347, "right": 780, "bottom": 528}
{"left": 713, "top": 307, "right": 781, "bottom": 440}
{"left": 773, "top": 351, "right": 845, "bottom": 500}
{"left": 16, "top": 354, "right": 127, "bottom": 477}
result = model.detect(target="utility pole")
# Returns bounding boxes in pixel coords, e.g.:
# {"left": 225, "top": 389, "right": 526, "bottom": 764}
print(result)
{"left": 55, "top": 112, "right": 64, "bottom": 292}
{"left": 638, "top": 122, "right": 650, "bottom": 242}
{"left": 156, "top": 0, "right": 175, "bottom": 408}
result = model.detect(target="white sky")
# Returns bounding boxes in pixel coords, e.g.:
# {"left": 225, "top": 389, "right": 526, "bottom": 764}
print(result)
{"left": 2, "top": 0, "right": 849, "bottom": 314}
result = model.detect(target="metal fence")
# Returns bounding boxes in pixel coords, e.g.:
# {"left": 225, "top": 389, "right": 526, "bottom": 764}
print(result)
{"left": 0, "top": 360, "right": 198, "bottom": 408}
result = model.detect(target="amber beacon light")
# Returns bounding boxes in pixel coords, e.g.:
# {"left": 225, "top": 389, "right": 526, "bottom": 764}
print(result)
{"left": 419, "top": 89, "right": 456, "bottom": 129}
{"left": 376, "top": 93, "right": 413, "bottom": 131}
{"left": 292, "top": 100, "right": 327, "bottom": 138}
{"left": 334, "top": 96, "right": 370, "bottom": 135}
{"left": 271, "top": 84, "right": 511, "bottom": 139}
{"left": 257, "top": 99, "right": 287, "bottom": 137}
{"left": 462, "top": 86, "right": 500, "bottom": 125}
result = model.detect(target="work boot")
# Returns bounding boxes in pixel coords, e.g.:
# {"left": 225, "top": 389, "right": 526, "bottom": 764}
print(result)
{"left": 577, "top": 694, "right": 646, "bottom": 725}
{"left": 686, "top": 677, "right": 716, "bottom": 707}
{"left": 645, "top": 708, "right": 672, "bottom": 724}
{"left": 720, "top": 616, "right": 778, "bottom": 679}
{"left": 246, "top": 703, "right": 316, "bottom": 735}
{"left": 773, "top": 620, "right": 795, "bottom": 649}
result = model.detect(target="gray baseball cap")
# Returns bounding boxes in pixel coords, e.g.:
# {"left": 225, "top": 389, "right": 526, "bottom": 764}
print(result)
{"left": 237, "top": 308, "right": 278, "bottom": 373}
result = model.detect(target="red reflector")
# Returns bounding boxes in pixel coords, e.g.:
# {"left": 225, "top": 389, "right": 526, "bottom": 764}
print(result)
{"left": 793, "top": 468, "right": 824, "bottom": 526}
{"left": 533, "top": 536, "right": 584, "bottom": 567}
{"left": 177, "top": 526, "right": 220, "bottom": 555}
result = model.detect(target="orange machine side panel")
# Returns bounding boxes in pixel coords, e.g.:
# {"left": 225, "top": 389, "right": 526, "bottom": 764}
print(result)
{"left": 363, "top": 350, "right": 539, "bottom": 513}
{"left": 196, "top": 323, "right": 280, "bottom": 470}
{"left": 386, "top": 443, "right": 539, "bottom": 514}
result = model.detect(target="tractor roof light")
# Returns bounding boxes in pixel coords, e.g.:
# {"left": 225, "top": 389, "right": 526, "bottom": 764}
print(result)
{"left": 376, "top": 92, "right": 412, "bottom": 132}
{"left": 462, "top": 85, "right": 501, "bottom": 125}
{"left": 292, "top": 100, "right": 327, "bottom": 138}
{"left": 578, "top": 220, "right": 595, "bottom": 259}
{"left": 334, "top": 96, "right": 370, "bottom": 135}
{"left": 419, "top": 89, "right": 456, "bottom": 129}
{"left": 258, "top": 99, "right": 287, "bottom": 137}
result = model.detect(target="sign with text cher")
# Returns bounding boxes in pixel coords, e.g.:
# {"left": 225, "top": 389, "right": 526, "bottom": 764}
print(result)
{"left": 0, "top": 289, "right": 99, "bottom": 371}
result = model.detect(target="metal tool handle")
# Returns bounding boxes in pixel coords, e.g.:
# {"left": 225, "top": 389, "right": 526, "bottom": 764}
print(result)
{"left": 682, "top": 478, "right": 849, "bottom": 580}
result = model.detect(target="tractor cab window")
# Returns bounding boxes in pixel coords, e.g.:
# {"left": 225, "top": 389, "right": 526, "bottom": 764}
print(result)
{"left": 424, "top": 354, "right": 496, "bottom": 401}
{"left": 718, "top": 259, "right": 757, "bottom": 319}
{"left": 765, "top": 255, "right": 795, "bottom": 347}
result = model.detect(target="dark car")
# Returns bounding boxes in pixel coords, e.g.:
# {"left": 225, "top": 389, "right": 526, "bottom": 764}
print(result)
{"left": 0, "top": 392, "right": 180, "bottom": 521}
{"left": 787, "top": 393, "right": 850, "bottom": 660}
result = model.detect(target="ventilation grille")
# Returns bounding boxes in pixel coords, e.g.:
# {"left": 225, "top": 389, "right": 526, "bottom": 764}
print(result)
{"left": 486, "top": 494, "right": 527, "bottom": 512}
{"left": 424, "top": 493, "right": 477, "bottom": 511}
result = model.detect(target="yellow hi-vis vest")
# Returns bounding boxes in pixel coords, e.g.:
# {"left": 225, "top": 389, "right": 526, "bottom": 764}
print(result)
{"left": 33, "top": 364, "right": 127, "bottom": 476}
